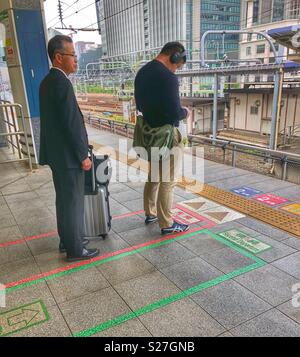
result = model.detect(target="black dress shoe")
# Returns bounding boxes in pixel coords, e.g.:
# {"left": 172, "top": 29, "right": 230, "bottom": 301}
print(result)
{"left": 59, "top": 239, "right": 90, "bottom": 253}
{"left": 66, "top": 248, "right": 100, "bottom": 262}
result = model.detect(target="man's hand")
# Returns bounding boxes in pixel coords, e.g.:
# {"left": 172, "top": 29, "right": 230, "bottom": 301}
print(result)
{"left": 81, "top": 157, "right": 92, "bottom": 171}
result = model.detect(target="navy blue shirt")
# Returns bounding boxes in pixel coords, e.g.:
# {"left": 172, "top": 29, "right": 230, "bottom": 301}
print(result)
{"left": 134, "top": 60, "right": 187, "bottom": 128}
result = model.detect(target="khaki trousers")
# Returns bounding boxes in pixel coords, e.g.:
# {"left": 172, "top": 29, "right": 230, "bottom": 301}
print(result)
{"left": 144, "top": 128, "right": 184, "bottom": 229}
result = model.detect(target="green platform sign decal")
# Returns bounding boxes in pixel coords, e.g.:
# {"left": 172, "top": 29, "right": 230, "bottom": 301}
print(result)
{"left": 0, "top": 300, "right": 49, "bottom": 337}
{"left": 218, "top": 229, "right": 271, "bottom": 254}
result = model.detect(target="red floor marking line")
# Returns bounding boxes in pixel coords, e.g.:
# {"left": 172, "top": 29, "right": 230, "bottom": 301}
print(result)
{"left": 0, "top": 210, "right": 145, "bottom": 249}
{"left": 112, "top": 210, "right": 144, "bottom": 220}
{"left": 5, "top": 224, "right": 213, "bottom": 289}
{"left": 0, "top": 231, "right": 59, "bottom": 248}
{"left": 25, "top": 231, "right": 59, "bottom": 242}
{"left": 0, "top": 238, "right": 28, "bottom": 248}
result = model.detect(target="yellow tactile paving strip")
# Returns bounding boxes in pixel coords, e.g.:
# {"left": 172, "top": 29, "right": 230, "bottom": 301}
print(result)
{"left": 91, "top": 141, "right": 300, "bottom": 238}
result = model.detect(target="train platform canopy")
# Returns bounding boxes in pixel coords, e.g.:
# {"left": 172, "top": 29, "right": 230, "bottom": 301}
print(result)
{"left": 283, "top": 60, "right": 300, "bottom": 68}
{"left": 268, "top": 25, "right": 300, "bottom": 50}
{"left": 268, "top": 25, "right": 300, "bottom": 63}
{"left": 268, "top": 25, "right": 300, "bottom": 64}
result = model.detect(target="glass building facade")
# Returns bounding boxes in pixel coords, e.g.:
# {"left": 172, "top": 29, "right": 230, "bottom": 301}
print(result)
{"left": 200, "top": 0, "right": 241, "bottom": 59}
{"left": 243, "top": 0, "right": 300, "bottom": 28}
{"left": 186, "top": 0, "right": 193, "bottom": 60}
{"left": 97, "top": 0, "right": 186, "bottom": 59}
{"left": 96, "top": 0, "right": 144, "bottom": 58}
{"left": 96, "top": 0, "right": 241, "bottom": 61}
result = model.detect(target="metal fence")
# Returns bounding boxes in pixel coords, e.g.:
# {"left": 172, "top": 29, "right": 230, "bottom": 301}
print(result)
{"left": 82, "top": 111, "right": 300, "bottom": 183}
{"left": 188, "top": 134, "right": 300, "bottom": 182}
{"left": 85, "top": 114, "right": 135, "bottom": 139}
{"left": 281, "top": 125, "right": 300, "bottom": 146}
{"left": 0, "top": 101, "right": 32, "bottom": 171}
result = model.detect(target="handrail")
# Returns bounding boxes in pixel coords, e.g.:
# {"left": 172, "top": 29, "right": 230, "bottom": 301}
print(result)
{"left": 200, "top": 30, "right": 280, "bottom": 67}
{"left": 189, "top": 134, "right": 300, "bottom": 182}
{"left": 85, "top": 114, "right": 300, "bottom": 161}
{"left": 188, "top": 134, "right": 300, "bottom": 161}
{"left": 0, "top": 99, "right": 19, "bottom": 156}
{"left": 280, "top": 125, "right": 300, "bottom": 145}
{"left": 0, "top": 103, "right": 32, "bottom": 171}
{"left": 83, "top": 113, "right": 299, "bottom": 181}
{"left": 84, "top": 113, "right": 135, "bottom": 138}
{"left": 94, "top": 117, "right": 135, "bottom": 130}
{"left": 85, "top": 61, "right": 133, "bottom": 80}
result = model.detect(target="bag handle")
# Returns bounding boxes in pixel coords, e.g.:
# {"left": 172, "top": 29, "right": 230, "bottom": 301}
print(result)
{"left": 88, "top": 145, "right": 96, "bottom": 192}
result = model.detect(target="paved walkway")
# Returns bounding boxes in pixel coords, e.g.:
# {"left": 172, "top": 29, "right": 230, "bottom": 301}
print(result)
{"left": 0, "top": 126, "right": 300, "bottom": 337}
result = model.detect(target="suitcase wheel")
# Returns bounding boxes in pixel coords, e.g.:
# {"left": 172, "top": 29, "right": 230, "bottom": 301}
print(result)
{"left": 100, "top": 234, "right": 108, "bottom": 240}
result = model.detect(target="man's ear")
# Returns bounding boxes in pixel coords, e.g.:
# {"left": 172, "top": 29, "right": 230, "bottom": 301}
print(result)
{"left": 53, "top": 52, "right": 62, "bottom": 65}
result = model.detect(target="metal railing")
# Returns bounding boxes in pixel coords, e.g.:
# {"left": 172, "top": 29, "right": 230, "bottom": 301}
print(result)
{"left": 200, "top": 30, "right": 281, "bottom": 66}
{"left": 188, "top": 134, "right": 300, "bottom": 181}
{"left": 280, "top": 125, "right": 300, "bottom": 145}
{"left": 83, "top": 111, "right": 300, "bottom": 182}
{"left": 85, "top": 114, "right": 135, "bottom": 139}
{"left": 0, "top": 101, "right": 32, "bottom": 171}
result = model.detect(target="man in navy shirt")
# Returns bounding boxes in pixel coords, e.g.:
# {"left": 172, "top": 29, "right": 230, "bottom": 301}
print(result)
{"left": 134, "top": 42, "right": 190, "bottom": 235}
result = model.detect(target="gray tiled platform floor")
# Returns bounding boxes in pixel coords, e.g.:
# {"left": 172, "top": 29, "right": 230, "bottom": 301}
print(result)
{"left": 1, "top": 129, "right": 300, "bottom": 337}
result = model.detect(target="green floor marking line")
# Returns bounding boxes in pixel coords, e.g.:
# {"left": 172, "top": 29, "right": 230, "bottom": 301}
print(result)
{"left": 74, "top": 229, "right": 267, "bottom": 337}
{"left": 74, "top": 262, "right": 263, "bottom": 337}
{"left": 217, "top": 229, "right": 272, "bottom": 254}
{"left": 204, "top": 230, "right": 267, "bottom": 265}
{"left": 0, "top": 300, "right": 49, "bottom": 337}
{"left": 6, "top": 228, "right": 207, "bottom": 294}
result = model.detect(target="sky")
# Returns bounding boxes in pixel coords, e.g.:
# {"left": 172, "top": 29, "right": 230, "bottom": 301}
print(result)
{"left": 43, "top": 0, "right": 101, "bottom": 44}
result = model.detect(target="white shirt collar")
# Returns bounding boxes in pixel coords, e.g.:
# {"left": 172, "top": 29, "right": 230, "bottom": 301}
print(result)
{"left": 52, "top": 67, "right": 69, "bottom": 79}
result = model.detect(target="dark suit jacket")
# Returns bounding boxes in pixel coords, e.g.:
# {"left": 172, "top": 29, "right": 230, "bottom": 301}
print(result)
{"left": 39, "top": 68, "right": 88, "bottom": 170}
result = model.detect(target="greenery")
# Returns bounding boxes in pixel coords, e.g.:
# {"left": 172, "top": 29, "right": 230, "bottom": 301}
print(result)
{"left": 77, "top": 81, "right": 240, "bottom": 96}
{"left": 242, "top": 148, "right": 263, "bottom": 156}
{"left": 86, "top": 85, "right": 115, "bottom": 94}
{"left": 92, "top": 113, "right": 135, "bottom": 126}
{"left": 75, "top": 83, "right": 135, "bottom": 95}
{"left": 119, "top": 96, "right": 134, "bottom": 101}
{"left": 224, "top": 83, "right": 240, "bottom": 90}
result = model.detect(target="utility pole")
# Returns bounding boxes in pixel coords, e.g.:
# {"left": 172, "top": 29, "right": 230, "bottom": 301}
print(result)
{"left": 212, "top": 73, "right": 219, "bottom": 141}
{"left": 57, "top": 0, "right": 66, "bottom": 29}
{"left": 270, "top": 45, "right": 285, "bottom": 151}
{"left": 269, "top": 68, "right": 284, "bottom": 151}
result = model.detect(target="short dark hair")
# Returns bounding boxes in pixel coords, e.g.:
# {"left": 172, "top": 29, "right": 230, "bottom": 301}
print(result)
{"left": 160, "top": 42, "right": 185, "bottom": 57}
{"left": 48, "top": 35, "right": 73, "bottom": 62}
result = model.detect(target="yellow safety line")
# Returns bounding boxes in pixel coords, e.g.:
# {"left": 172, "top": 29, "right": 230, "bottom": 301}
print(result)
{"left": 90, "top": 141, "right": 300, "bottom": 238}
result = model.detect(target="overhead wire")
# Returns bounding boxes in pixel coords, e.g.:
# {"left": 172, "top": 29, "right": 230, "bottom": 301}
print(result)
{"left": 47, "top": 0, "right": 80, "bottom": 27}
{"left": 51, "top": 0, "right": 100, "bottom": 28}
{"left": 54, "top": 0, "right": 144, "bottom": 32}
{"left": 47, "top": 0, "right": 300, "bottom": 65}
{"left": 48, "top": 0, "right": 299, "bottom": 40}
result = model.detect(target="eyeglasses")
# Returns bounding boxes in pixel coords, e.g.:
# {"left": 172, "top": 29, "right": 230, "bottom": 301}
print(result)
{"left": 57, "top": 52, "right": 78, "bottom": 59}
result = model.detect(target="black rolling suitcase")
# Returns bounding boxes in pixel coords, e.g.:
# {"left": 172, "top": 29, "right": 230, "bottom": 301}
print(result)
{"left": 83, "top": 146, "right": 112, "bottom": 239}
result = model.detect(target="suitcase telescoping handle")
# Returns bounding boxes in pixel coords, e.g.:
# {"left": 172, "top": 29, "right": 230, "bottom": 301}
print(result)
{"left": 88, "top": 145, "right": 96, "bottom": 192}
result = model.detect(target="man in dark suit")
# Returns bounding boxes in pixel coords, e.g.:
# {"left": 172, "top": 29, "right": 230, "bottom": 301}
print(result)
{"left": 39, "top": 35, "right": 99, "bottom": 262}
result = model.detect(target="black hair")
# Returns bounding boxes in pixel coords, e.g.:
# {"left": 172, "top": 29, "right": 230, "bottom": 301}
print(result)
{"left": 160, "top": 41, "right": 185, "bottom": 56}
{"left": 48, "top": 35, "right": 73, "bottom": 62}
